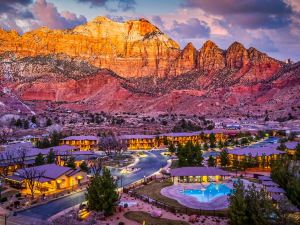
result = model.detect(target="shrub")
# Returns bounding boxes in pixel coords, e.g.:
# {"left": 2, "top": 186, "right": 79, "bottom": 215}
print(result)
{"left": 15, "top": 193, "right": 21, "bottom": 198}
{"left": 0, "top": 197, "right": 8, "bottom": 203}
{"left": 124, "top": 203, "right": 128, "bottom": 208}
{"left": 119, "top": 222, "right": 125, "bottom": 225}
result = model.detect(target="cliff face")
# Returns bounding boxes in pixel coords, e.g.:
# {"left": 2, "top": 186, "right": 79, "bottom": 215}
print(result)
{"left": 0, "top": 17, "right": 180, "bottom": 78}
{"left": 0, "top": 16, "right": 298, "bottom": 118}
{"left": 0, "top": 16, "right": 282, "bottom": 79}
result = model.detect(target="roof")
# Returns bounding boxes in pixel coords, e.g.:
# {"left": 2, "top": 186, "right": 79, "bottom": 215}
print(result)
{"left": 266, "top": 186, "right": 286, "bottom": 193}
{"left": 170, "top": 167, "right": 230, "bottom": 177}
{"left": 62, "top": 136, "right": 98, "bottom": 141}
{"left": 15, "top": 164, "right": 72, "bottom": 180}
{"left": 285, "top": 141, "right": 299, "bottom": 149}
{"left": 228, "top": 146, "right": 285, "bottom": 156}
{"left": 0, "top": 145, "right": 90, "bottom": 164}
{"left": 257, "top": 176, "right": 273, "bottom": 181}
{"left": 118, "top": 134, "right": 156, "bottom": 140}
{"left": 44, "top": 145, "right": 79, "bottom": 152}
{"left": 261, "top": 181, "right": 279, "bottom": 187}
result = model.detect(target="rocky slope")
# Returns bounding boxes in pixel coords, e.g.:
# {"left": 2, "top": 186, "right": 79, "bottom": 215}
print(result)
{"left": 0, "top": 16, "right": 299, "bottom": 119}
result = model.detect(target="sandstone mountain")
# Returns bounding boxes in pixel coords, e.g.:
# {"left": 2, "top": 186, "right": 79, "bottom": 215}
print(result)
{"left": 0, "top": 17, "right": 299, "bottom": 119}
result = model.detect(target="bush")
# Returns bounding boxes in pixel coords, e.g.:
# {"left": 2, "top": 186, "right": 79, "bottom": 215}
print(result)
{"left": 0, "top": 197, "right": 8, "bottom": 203}
{"left": 15, "top": 193, "right": 21, "bottom": 198}
{"left": 124, "top": 203, "right": 128, "bottom": 208}
{"left": 119, "top": 222, "right": 125, "bottom": 225}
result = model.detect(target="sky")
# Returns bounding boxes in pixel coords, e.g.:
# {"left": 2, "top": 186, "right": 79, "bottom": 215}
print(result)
{"left": 0, "top": 0, "right": 299, "bottom": 61}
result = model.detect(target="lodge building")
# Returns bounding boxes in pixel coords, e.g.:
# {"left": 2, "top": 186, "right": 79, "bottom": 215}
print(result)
{"left": 60, "top": 136, "right": 99, "bottom": 151}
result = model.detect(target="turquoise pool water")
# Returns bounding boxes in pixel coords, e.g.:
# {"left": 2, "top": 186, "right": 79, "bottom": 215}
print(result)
{"left": 183, "top": 183, "right": 232, "bottom": 202}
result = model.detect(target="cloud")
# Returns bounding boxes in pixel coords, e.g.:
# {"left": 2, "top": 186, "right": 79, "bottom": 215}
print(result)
{"left": 77, "top": 0, "right": 136, "bottom": 11}
{"left": 32, "top": 0, "right": 87, "bottom": 29}
{"left": 183, "top": 0, "right": 293, "bottom": 29}
{"left": 170, "top": 18, "right": 210, "bottom": 39}
{"left": 0, "top": 0, "right": 33, "bottom": 13}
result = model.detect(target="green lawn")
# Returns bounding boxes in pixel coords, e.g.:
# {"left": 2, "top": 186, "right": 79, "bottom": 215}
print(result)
{"left": 124, "top": 211, "right": 189, "bottom": 225}
{"left": 134, "top": 179, "right": 227, "bottom": 216}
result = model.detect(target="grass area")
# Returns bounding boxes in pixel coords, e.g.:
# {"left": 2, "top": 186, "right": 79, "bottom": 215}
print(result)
{"left": 134, "top": 179, "right": 227, "bottom": 216}
{"left": 124, "top": 211, "right": 189, "bottom": 225}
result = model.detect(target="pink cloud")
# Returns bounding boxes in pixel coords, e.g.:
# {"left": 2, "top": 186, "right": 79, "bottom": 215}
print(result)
{"left": 32, "top": 0, "right": 86, "bottom": 29}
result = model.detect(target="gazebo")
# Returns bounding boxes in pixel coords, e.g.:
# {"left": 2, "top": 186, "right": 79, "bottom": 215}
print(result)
{"left": 170, "top": 167, "right": 230, "bottom": 184}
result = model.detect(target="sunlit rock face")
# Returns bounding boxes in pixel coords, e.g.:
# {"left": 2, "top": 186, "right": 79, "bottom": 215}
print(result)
{"left": 1, "top": 16, "right": 299, "bottom": 118}
{"left": 0, "top": 17, "right": 180, "bottom": 78}
{"left": 0, "top": 16, "right": 281, "bottom": 80}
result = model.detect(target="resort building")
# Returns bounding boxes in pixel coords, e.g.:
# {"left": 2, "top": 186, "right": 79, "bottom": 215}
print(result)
{"left": 119, "top": 135, "right": 157, "bottom": 150}
{"left": 60, "top": 136, "right": 99, "bottom": 151}
{"left": 225, "top": 146, "right": 286, "bottom": 168}
{"left": 6, "top": 164, "right": 88, "bottom": 196}
{"left": 118, "top": 130, "right": 228, "bottom": 150}
{"left": 0, "top": 145, "right": 95, "bottom": 174}
{"left": 170, "top": 167, "right": 230, "bottom": 183}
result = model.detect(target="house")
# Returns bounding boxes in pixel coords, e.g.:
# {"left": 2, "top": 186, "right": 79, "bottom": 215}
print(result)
{"left": 170, "top": 167, "right": 230, "bottom": 183}
{"left": 60, "top": 136, "right": 99, "bottom": 151}
{"left": 6, "top": 164, "right": 88, "bottom": 196}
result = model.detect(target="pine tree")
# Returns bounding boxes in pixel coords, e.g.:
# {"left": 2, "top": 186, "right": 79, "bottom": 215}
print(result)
{"left": 66, "top": 156, "right": 76, "bottom": 169}
{"left": 220, "top": 149, "right": 229, "bottom": 167}
{"left": 168, "top": 143, "right": 176, "bottom": 153}
{"left": 46, "top": 149, "right": 56, "bottom": 164}
{"left": 229, "top": 180, "right": 248, "bottom": 225}
{"left": 207, "top": 155, "right": 216, "bottom": 167}
{"left": 80, "top": 161, "right": 89, "bottom": 172}
{"left": 295, "top": 143, "right": 300, "bottom": 160}
{"left": 34, "top": 153, "right": 45, "bottom": 166}
{"left": 86, "top": 168, "right": 119, "bottom": 216}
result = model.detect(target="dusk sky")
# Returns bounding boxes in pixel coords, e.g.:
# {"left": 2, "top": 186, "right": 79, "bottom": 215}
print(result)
{"left": 0, "top": 0, "right": 299, "bottom": 61}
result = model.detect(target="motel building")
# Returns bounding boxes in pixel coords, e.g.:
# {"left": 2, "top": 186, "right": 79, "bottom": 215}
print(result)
{"left": 6, "top": 164, "right": 88, "bottom": 196}
{"left": 118, "top": 130, "right": 229, "bottom": 150}
{"left": 170, "top": 167, "right": 230, "bottom": 184}
{"left": 226, "top": 146, "right": 286, "bottom": 168}
{"left": 119, "top": 135, "right": 157, "bottom": 150}
{"left": 0, "top": 145, "right": 95, "bottom": 175}
{"left": 60, "top": 136, "right": 99, "bottom": 151}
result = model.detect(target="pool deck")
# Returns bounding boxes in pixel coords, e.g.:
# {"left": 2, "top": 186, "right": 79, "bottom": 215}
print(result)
{"left": 161, "top": 183, "right": 233, "bottom": 210}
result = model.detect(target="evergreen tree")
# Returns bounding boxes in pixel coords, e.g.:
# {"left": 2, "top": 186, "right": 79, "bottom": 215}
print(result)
{"left": 34, "top": 153, "right": 45, "bottom": 166}
{"left": 229, "top": 180, "right": 278, "bottom": 225}
{"left": 86, "top": 168, "right": 119, "bottom": 216}
{"left": 46, "top": 149, "right": 56, "bottom": 164}
{"left": 46, "top": 118, "right": 52, "bottom": 127}
{"left": 229, "top": 180, "right": 248, "bottom": 225}
{"left": 50, "top": 131, "right": 62, "bottom": 146}
{"left": 23, "top": 120, "right": 29, "bottom": 129}
{"left": 220, "top": 149, "right": 230, "bottom": 167}
{"left": 295, "top": 143, "right": 300, "bottom": 160}
{"left": 31, "top": 116, "right": 37, "bottom": 124}
{"left": 203, "top": 142, "right": 209, "bottom": 151}
{"left": 168, "top": 143, "right": 176, "bottom": 153}
{"left": 66, "top": 156, "right": 76, "bottom": 169}
{"left": 209, "top": 133, "right": 216, "bottom": 148}
{"left": 80, "top": 161, "right": 90, "bottom": 173}
{"left": 207, "top": 155, "right": 216, "bottom": 167}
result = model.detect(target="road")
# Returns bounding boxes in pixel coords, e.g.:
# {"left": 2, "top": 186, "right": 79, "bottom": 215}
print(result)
{"left": 14, "top": 150, "right": 168, "bottom": 221}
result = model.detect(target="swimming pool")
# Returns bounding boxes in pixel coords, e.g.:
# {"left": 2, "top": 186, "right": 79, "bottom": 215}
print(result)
{"left": 183, "top": 183, "right": 232, "bottom": 202}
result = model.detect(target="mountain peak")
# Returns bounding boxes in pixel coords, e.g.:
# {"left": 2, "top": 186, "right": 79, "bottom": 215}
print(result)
{"left": 184, "top": 42, "right": 196, "bottom": 50}
{"left": 227, "top": 41, "right": 246, "bottom": 51}
{"left": 91, "top": 16, "right": 113, "bottom": 23}
{"left": 202, "top": 40, "right": 218, "bottom": 49}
